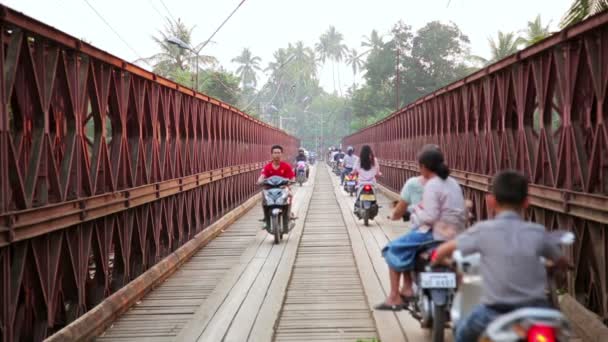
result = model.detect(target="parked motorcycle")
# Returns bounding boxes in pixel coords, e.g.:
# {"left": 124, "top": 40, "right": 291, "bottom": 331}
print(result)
{"left": 354, "top": 184, "right": 379, "bottom": 226}
{"left": 451, "top": 231, "right": 575, "bottom": 342}
{"left": 261, "top": 176, "right": 293, "bottom": 244}
{"left": 405, "top": 241, "right": 457, "bottom": 342}
{"left": 343, "top": 173, "right": 358, "bottom": 196}
{"left": 295, "top": 161, "right": 307, "bottom": 186}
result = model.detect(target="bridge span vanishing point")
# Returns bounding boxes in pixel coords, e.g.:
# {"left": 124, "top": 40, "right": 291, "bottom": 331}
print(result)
{"left": 0, "top": 3, "right": 607, "bottom": 342}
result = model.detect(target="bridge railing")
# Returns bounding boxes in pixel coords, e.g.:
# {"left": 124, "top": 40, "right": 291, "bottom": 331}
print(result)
{"left": 344, "top": 11, "right": 608, "bottom": 320}
{"left": 0, "top": 5, "right": 298, "bottom": 341}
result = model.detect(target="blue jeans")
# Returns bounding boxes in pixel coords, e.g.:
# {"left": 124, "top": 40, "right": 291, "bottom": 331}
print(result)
{"left": 455, "top": 300, "right": 551, "bottom": 342}
{"left": 381, "top": 227, "right": 433, "bottom": 272}
{"left": 341, "top": 167, "right": 353, "bottom": 184}
{"left": 455, "top": 304, "right": 501, "bottom": 342}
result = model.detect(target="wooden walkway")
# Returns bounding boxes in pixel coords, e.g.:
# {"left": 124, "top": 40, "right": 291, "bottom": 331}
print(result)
{"left": 273, "top": 168, "right": 377, "bottom": 342}
{"left": 96, "top": 208, "right": 263, "bottom": 341}
{"left": 88, "top": 163, "right": 584, "bottom": 341}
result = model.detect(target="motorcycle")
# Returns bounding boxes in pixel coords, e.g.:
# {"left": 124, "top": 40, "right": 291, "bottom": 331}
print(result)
{"left": 354, "top": 184, "right": 379, "bottom": 226}
{"left": 451, "top": 231, "right": 575, "bottom": 342}
{"left": 333, "top": 159, "right": 344, "bottom": 176}
{"left": 405, "top": 240, "right": 457, "bottom": 342}
{"left": 295, "top": 161, "right": 307, "bottom": 186}
{"left": 343, "top": 173, "right": 357, "bottom": 196}
{"left": 261, "top": 176, "right": 293, "bottom": 244}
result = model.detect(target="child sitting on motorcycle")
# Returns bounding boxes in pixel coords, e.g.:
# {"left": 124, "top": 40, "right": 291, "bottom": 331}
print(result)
{"left": 432, "top": 170, "right": 570, "bottom": 342}
{"left": 376, "top": 148, "right": 465, "bottom": 311}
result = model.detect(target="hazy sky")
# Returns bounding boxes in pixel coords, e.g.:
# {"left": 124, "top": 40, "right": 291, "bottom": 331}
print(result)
{"left": 4, "top": 0, "right": 573, "bottom": 92}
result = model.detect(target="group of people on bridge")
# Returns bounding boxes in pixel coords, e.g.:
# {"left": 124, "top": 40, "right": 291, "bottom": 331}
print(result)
{"left": 256, "top": 142, "right": 569, "bottom": 341}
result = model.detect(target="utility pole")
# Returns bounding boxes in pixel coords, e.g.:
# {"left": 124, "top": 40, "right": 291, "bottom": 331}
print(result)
{"left": 395, "top": 43, "right": 400, "bottom": 110}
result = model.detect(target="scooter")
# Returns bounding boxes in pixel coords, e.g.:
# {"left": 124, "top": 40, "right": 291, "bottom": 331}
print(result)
{"left": 261, "top": 176, "right": 294, "bottom": 244}
{"left": 354, "top": 184, "right": 379, "bottom": 226}
{"left": 343, "top": 173, "right": 357, "bottom": 196}
{"left": 451, "top": 231, "right": 575, "bottom": 342}
{"left": 405, "top": 240, "right": 457, "bottom": 342}
{"left": 295, "top": 161, "right": 307, "bottom": 186}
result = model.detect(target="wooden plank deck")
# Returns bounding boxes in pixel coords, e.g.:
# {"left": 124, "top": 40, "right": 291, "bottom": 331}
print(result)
{"left": 96, "top": 163, "right": 583, "bottom": 342}
{"left": 273, "top": 168, "right": 378, "bottom": 342}
{"left": 95, "top": 207, "right": 264, "bottom": 341}
{"left": 330, "top": 166, "right": 453, "bottom": 342}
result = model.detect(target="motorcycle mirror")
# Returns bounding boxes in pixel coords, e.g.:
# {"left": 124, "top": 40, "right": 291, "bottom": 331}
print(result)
{"left": 560, "top": 232, "right": 575, "bottom": 245}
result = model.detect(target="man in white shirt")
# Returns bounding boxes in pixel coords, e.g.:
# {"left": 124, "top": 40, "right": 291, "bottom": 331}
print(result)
{"left": 341, "top": 146, "right": 358, "bottom": 185}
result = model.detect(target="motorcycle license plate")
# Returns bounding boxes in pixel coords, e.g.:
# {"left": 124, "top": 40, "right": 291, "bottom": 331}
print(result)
{"left": 360, "top": 194, "right": 375, "bottom": 201}
{"left": 420, "top": 272, "right": 456, "bottom": 288}
{"left": 347, "top": 181, "right": 356, "bottom": 186}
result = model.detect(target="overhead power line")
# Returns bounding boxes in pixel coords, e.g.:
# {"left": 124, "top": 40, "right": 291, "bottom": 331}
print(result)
{"left": 82, "top": 0, "right": 151, "bottom": 65}
{"left": 159, "top": 0, "right": 178, "bottom": 24}
{"left": 196, "top": 0, "right": 247, "bottom": 54}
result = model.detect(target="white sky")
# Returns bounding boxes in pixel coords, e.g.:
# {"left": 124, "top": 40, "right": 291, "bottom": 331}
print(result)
{"left": 3, "top": 0, "right": 572, "bottom": 92}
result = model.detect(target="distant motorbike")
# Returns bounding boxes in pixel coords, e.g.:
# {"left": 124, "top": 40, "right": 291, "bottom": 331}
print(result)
{"left": 295, "top": 161, "right": 307, "bottom": 186}
{"left": 261, "top": 176, "right": 293, "bottom": 244}
{"left": 343, "top": 173, "right": 358, "bottom": 196}
{"left": 354, "top": 184, "right": 379, "bottom": 226}
{"left": 451, "top": 231, "right": 575, "bottom": 342}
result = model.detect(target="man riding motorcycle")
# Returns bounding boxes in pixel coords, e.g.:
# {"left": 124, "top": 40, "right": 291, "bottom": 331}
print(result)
{"left": 257, "top": 145, "right": 295, "bottom": 231}
{"left": 341, "top": 146, "right": 358, "bottom": 186}
{"left": 294, "top": 147, "right": 309, "bottom": 179}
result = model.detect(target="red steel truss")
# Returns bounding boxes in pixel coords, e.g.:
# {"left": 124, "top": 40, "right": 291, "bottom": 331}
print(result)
{"left": 345, "top": 12, "right": 608, "bottom": 319}
{"left": 0, "top": 5, "right": 298, "bottom": 340}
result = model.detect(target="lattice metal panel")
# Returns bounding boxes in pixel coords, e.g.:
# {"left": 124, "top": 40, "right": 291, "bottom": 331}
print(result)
{"left": 0, "top": 5, "right": 298, "bottom": 341}
{"left": 345, "top": 12, "right": 608, "bottom": 320}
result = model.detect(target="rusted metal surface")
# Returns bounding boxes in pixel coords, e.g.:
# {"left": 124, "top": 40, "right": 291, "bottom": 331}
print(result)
{"left": 344, "top": 11, "right": 608, "bottom": 320}
{"left": 0, "top": 5, "right": 298, "bottom": 341}
{"left": 45, "top": 193, "right": 261, "bottom": 342}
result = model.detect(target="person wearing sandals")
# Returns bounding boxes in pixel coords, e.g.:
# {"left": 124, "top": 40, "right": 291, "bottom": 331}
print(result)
{"left": 375, "top": 148, "right": 466, "bottom": 311}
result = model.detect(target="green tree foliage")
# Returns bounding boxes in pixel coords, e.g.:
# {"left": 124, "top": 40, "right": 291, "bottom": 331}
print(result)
{"left": 524, "top": 15, "right": 552, "bottom": 45}
{"left": 232, "top": 48, "right": 262, "bottom": 89}
{"left": 351, "top": 21, "right": 474, "bottom": 127}
{"left": 139, "top": 19, "right": 217, "bottom": 83}
{"left": 316, "top": 26, "right": 348, "bottom": 94}
{"left": 560, "top": 0, "right": 608, "bottom": 28}
{"left": 199, "top": 69, "right": 241, "bottom": 106}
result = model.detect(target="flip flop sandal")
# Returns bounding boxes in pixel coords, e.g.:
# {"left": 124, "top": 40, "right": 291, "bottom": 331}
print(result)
{"left": 400, "top": 295, "right": 415, "bottom": 303}
{"left": 374, "top": 302, "right": 406, "bottom": 311}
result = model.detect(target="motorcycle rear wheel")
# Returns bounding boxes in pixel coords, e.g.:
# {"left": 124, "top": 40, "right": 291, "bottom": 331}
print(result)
{"left": 272, "top": 216, "right": 280, "bottom": 244}
{"left": 363, "top": 210, "right": 369, "bottom": 226}
{"left": 431, "top": 303, "right": 447, "bottom": 342}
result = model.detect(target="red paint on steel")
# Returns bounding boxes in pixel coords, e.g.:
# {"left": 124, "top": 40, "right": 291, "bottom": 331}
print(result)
{"left": 0, "top": 5, "right": 298, "bottom": 341}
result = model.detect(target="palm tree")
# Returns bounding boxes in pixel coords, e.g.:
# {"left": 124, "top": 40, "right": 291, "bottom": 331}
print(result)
{"left": 316, "top": 26, "right": 348, "bottom": 95}
{"left": 471, "top": 31, "right": 526, "bottom": 66}
{"left": 345, "top": 48, "right": 364, "bottom": 89}
{"left": 361, "top": 29, "right": 385, "bottom": 52}
{"left": 523, "top": 15, "right": 552, "bottom": 46}
{"left": 232, "top": 48, "right": 262, "bottom": 89}
{"left": 138, "top": 19, "right": 217, "bottom": 83}
{"left": 560, "top": 0, "right": 608, "bottom": 28}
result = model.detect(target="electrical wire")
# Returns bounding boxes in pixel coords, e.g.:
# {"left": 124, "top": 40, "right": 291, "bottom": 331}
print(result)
{"left": 82, "top": 0, "right": 151, "bottom": 65}
{"left": 196, "top": 0, "right": 247, "bottom": 54}
{"left": 159, "top": 0, "right": 178, "bottom": 24}
{"left": 148, "top": 0, "right": 167, "bottom": 21}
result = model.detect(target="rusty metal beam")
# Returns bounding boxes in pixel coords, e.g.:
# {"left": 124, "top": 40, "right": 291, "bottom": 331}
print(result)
{"left": 0, "top": 162, "right": 263, "bottom": 246}
{"left": 44, "top": 193, "right": 261, "bottom": 342}
{"left": 344, "top": 12, "right": 608, "bottom": 319}
{"left": 0, "top": 4, "right": 299, "bottom": 341}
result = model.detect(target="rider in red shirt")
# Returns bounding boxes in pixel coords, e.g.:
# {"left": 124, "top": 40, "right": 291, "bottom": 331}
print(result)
{"left": 257, "top": 145, "right": 295, "bottom": 229}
